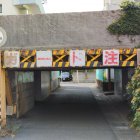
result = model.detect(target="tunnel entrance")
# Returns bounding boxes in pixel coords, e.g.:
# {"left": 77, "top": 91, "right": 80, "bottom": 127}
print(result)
{"left": 5, "top": 67, "right": 134, "bottom": 120}
{"left": 0, "top": 61, "right": 138, "bottom": 139}
{"left": 0, "top": 11, "right": 139, "bottom": 138}
{"left": 0, "top": 48, "right": 137, "bottom": 130}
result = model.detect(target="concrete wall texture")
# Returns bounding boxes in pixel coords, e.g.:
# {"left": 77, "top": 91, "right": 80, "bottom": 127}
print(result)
{"left": 7, "top": 70, "right": 60, "bottom": 117}
{"left": 0, "top": 10, "right": 140, "bottom": 50}
{"left": 15, "top": 71, "right": 34, "bottom": 118}
{"left": 34, "top": 71, "right": 51, "bottom": 101}
{"left": 8, "top": 71, "right": 34, "bottom": 109}
{"left": 73, "top": 71, "right": 96, "bottom": 83}
{"left": 51, "top": 71, "right": 60, "bottom": 91}
{"left": 114, "top": 69, "right": 122, "bottom": 95}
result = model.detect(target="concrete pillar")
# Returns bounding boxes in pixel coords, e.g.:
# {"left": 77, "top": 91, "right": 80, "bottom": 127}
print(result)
{"left": 122, "top": 69, "right": 128, "bottom": 95}
{"left": 50, "top": 71, "right": 60, "bottom": 91}
{"left": 34, "top": 71, "right": 41, "bottom": 101}
{"left": 34, "top": 71, "right": 51, "bottom": 101}
{"left": 114, "top": 69, "right": 122, "bottom": 95}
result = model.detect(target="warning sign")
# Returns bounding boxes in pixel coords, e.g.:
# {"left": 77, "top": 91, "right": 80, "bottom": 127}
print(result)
{"left": 36, "top": 51, "right": 52, "bottom": 67}
{"left": 70, "top": 50, "right": 85, "bottom": 66}
{"left": 4, "top": 51, "right": 20, "bottom": 68}
{"left": 103, "top": 50, "right": 119, "bottom": 66}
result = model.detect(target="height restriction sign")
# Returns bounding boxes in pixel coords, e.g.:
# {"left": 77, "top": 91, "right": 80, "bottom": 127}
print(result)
{"left": 36, "top": 51, "right": 52, "bottom": 67}
{"left": 103, "top": 50, "right": 119, "bottom": 66}
{"left": 70, "top": 50, "right": 85, "bottom": 66}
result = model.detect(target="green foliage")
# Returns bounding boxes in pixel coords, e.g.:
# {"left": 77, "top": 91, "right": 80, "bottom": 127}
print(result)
{"left": 127, "top": 67, "right": 140, "bottom": 128}
{"left": 132, "top": 110, "right": 140, "bottom": 128}
{"left": 107, "top": 0, "right": 140, "bottom": 35}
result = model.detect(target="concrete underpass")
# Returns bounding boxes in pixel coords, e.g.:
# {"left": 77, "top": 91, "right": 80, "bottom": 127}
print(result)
{"left": 0, "top": 10, "right": 140, "bottom": 139}
{"left": 2, "top": 80, "right": 140, "bottom": 140}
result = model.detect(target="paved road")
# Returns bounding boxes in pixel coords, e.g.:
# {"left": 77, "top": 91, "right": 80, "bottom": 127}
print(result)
{"left": 2, "top": 83, "right": 140, "bottom": 140}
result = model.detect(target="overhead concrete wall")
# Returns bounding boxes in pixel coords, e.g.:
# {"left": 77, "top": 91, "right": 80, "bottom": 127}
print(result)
{"left": 0, "top": 11, "right": 140, "bottom": 50}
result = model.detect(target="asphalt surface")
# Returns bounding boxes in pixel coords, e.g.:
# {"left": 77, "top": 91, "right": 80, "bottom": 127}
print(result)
{"left": 2, "top": 82, "right": 140, "bottom": 140}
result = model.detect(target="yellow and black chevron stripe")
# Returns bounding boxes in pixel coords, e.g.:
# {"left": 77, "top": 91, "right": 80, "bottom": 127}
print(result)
{"left": 20, "top": 62, "right": 36, "bottom": 68}
{"left": 53, "top": 50, "right": 69, "bottom": 55}
{"left": 87, "top": 49, "right": 102, "bottom": 55}
{"left": 119, "top": 48, "right": 137, "bottom": 54}
{"left": 53, "top": 62, "right": 70, "bottom": 67}
{"left": 86, "top": 61, "right": 101, "bottom": 67}
{"left": 20, "top": 50, "right": 36, "bottom": 57}
{"left": 120, "top": 61, "right": 136, "bottom": 67}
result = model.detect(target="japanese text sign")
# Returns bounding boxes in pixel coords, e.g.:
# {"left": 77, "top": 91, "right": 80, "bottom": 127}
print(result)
{"left": 4, "top": 51, "right": 20, "bottom": 68}
{"left": 103, "top": 50, "right": 119, "bottom": 66}
{"left": 36, "top": 51, "right": 52, "bottom": 67}
{"left": 70, "top": 50, "right": 85, "bottom": 66}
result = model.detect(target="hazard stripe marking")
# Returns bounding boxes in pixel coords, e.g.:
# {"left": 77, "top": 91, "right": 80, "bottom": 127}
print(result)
{"left": 120, "top": 61, "right": 135, "bottom": 67}
{"left": 1, "top": 48, "right": 138, "bottom": 68}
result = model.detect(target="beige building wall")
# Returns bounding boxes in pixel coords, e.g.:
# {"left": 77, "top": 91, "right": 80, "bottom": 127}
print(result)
{"left": 104, "top": 0, "right": 123, "bottom": 10}
{"left": 0, "top": 0, "right": 23, "bottom": 15}
{"left": 104, "top": 0, "right": 136, "bottom": 10}
{"left": 25, "top": 5, "right": 42, "bottom": 14}
{"left": 0, "top": 0, "right": 44, "bottom": 15}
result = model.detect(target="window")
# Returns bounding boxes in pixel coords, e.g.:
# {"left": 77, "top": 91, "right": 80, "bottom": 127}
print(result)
{"left": 0, "top": 4, "right": 2, "bottom": 13}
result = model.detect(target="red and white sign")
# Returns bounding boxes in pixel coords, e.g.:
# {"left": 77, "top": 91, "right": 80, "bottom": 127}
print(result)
{"left": 36, "top": 51, "right": 52, "bottom": 67}
{"left": 103, "top": 50, "right": 119, "bottom": 66}
{"left": 70, "top": 50, "right": 85, "bottom": 66}
{"left": 4, "top": 51, "right": 20, "bottom": 68}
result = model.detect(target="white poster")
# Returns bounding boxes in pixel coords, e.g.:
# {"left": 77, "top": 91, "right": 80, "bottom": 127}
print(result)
{"left": 36, "top": 51, "right": 52, "bottom": 67}
{"left": 103, "top": 50, "right": 119, "bottom": 66}
{"left": 70, "top": 50, "right": 85, "bottom": 66}
{"left": 4, "top": 51, "right": 20, "bottom": 68}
